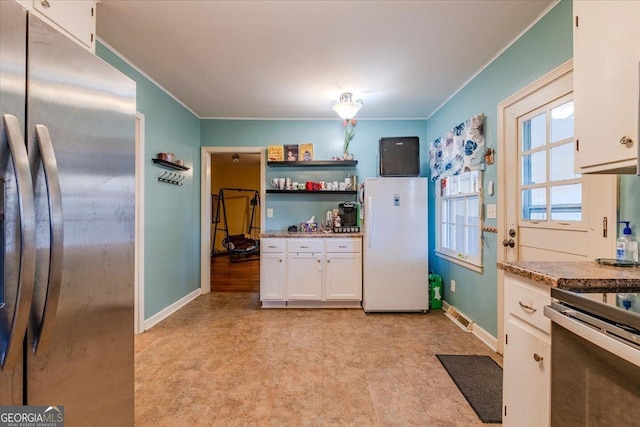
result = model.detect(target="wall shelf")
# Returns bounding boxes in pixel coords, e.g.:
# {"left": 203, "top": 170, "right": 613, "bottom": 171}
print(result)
{"left": 267, "top": 160, "right": 357, "bottom": 167}
{"left": 152, "top": 158, "right": 190, "bottom": 171}
{"left": 266, "top": 190, "right": 357, "bottom": 195}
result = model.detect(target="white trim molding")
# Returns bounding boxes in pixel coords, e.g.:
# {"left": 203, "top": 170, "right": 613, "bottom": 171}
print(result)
{"left": 144, "top": 288, "right": 201, "bottom": 331}
{"left": 442, "top": 301, "right": 498, "bottom": 353}
{"left": 135, "top": 112, "right": 145, "bottom": 334}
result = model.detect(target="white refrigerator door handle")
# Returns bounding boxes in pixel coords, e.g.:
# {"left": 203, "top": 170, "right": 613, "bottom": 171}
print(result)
{"left": 367, "top": 196, "right": 373, "bottom": 248}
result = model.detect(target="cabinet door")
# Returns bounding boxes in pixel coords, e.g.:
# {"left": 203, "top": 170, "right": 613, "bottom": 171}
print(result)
{"left": 33, "top": 0, "right": 96, "bottom": 49}
{"left": 324, "top": 253, "right": 362, "bottom": 300}
{"left": 503, "top": 320, "right": 550, "bottom": 427}
{"left": 287, "top": 253, "right": 322, "bottom": 300}
{"left": 260, "top": 252, "right": 286, "bottom": 300}
{"left": 574, "top": 0, "right": 639, "bottom": 173}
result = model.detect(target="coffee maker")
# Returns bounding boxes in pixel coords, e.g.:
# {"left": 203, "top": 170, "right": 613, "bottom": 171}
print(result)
{"left": 336, "top": 202, "right": 360, "bottom": 232}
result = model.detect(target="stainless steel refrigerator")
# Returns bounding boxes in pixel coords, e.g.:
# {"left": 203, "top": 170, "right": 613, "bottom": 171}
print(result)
{"left": 363, "top": 178, "right": 429, "bottom": 312}
{"left": 0, "top": 1, "right": 136, "bottom": 424}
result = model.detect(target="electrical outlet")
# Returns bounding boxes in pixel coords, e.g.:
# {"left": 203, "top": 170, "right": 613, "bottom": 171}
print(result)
{"left": 451, "top": 280, "right": 456, "bottom": 292}
{"left": 267, "top": 208, "right": 273, "bottom": 218}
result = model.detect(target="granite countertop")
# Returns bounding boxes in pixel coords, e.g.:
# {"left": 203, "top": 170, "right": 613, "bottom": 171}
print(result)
{"left": 261, "top": 231, "right": 363, "bottom": 238}
{"left": 498, "top": 261, "right": 640, "bottom": 292}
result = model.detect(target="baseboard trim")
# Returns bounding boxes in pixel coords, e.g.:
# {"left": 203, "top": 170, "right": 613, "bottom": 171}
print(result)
{"left": 442, "top": 301, "right": 498, "bottom": 352}
{"left": 143, "top": 288, "right": 201, "bottom": 331}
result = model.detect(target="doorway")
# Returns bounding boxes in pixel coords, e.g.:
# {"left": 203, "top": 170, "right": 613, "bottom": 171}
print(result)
{"left": 496, "top": 60, "right": 617, "bottom": 353}
{"left": 200, "top": 147, "right": 266, "bottom": 294}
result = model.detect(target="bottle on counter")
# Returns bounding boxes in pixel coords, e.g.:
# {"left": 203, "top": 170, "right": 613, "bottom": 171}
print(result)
{"left": 617, "top": 221, "right": 638, "bottom": 262}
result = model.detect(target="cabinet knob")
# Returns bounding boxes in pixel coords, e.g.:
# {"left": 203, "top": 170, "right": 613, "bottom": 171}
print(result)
{"left": 619, "top": 136, "right": 633, "bottom": 145}
{"left": 533, "top": 353, "right": 543, "bottom": 363}
{"left": 327, "top": 259, "right": 330, "bottom": 263}
{"left": 41, "top": 0, "right": 50, "bottom": 8}
{"left": 279, "top": 259, "right": 282, "bottom": 263}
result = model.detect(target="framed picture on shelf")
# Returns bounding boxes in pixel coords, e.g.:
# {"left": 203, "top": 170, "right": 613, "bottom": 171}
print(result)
{"left": 268, "top": 145, "right": 284, "bottom": 162}
{"left": 284, "top": 144, "right": 299, "bottom": 161}
{"left": 298, "top": 143, "right": 314, "bottom": 161}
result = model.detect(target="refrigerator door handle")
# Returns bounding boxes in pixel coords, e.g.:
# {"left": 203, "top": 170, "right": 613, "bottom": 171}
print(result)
{"left": 31, "top": 125, "right": 63, "bottom": 354}
{"left": 1, "top": 114, "right": 36, "bottom": 371}
{"left": 366, "top": 196, "right": 373, "bottom": 248}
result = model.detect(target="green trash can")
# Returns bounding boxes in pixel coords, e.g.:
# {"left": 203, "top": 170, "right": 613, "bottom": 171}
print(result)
{"left": 429, "top": 273, "right": 443, "bottom": 310}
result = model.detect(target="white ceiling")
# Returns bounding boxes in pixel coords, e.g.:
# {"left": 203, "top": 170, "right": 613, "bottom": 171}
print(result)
{"left": 96, "top": 0, "right": 554, "bottom": 120}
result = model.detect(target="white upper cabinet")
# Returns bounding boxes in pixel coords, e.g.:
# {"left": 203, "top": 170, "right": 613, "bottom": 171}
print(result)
{"left": 17, "top": 0, "right": 96, "bottom": 52}
{"left": 573, "top": 0, "right": 639, "bottom": 174}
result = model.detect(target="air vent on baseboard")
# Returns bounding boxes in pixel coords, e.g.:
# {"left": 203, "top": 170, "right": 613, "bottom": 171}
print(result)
{"left": 444, "top": 306, "right": 474, "bottom": 332}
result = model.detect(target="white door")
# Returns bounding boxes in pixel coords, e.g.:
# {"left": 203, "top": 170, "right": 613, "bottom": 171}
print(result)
{"left": 260, "top": 252, "right": 286, "bottom": 300}
{"left": 324, "top": 253, "right": 362, "bottom": 300}
{"left": 497, "top": 61, "right": 617, "bottom": 352}
{"left": 287, "top": 253, "right": 323, "bottom": 300}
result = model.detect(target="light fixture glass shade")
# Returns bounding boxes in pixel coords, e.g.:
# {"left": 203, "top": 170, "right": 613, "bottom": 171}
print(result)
{"left": 332, "top": 92, "right": 363, "bottom": 119}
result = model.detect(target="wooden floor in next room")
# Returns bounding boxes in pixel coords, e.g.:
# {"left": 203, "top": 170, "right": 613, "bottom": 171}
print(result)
{"left": 210, "top": 252, "right": 260, "bottom": 293}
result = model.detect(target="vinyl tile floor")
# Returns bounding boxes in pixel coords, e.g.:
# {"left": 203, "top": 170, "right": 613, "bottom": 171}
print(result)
{"left": 135, "top": 292, "right": 502, "bottom": 427}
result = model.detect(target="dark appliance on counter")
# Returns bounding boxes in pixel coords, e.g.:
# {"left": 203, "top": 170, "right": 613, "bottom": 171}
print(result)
{"left": 544, "top": 288, "right": 640, "bottom": 426}
{"left": 335, "top": 202, "right": 360, "bottom": 233}
{"left": 379, "top": 136, "right": 420, "bottom": 177}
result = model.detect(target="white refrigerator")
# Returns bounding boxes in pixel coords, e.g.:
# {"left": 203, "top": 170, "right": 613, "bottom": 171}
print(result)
{"left": 363, "top": 178, "right": 429, "bottom": 312}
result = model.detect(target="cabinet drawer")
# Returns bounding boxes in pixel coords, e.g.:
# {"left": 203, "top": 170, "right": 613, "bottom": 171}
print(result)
{"left": 505, "top": 275, "right": 551, "bottom": 334}
{"left": 287, "top": 239, "right": 323, "bottom": 253}
{"left": 325, "top": 239, "right": 361, "bottom": 253}
{"left": 261, "top": 238, "right": 285, "bottom": 253}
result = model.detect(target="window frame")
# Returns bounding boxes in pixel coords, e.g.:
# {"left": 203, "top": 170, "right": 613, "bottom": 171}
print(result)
{"left": 518, "top": 95, "right": 585, "bottom": 230}
{"left": 435, "top": 170, "right": 483, "bottom": 273}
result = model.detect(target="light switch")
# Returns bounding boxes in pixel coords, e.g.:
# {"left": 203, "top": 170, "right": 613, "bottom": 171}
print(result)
{"left": 267, "top": 208, "right": 273, "bottom": 218}
{"left": 486, "top": 204, "right": 497, "bottom": 219}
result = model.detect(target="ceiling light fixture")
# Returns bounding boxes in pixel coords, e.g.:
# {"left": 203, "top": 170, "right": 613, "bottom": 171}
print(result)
{"left": 232, "top": 153, "right": 240, "bottom": 163}
{"left": 332, "top": 92, "right": 363, "bottom": 120}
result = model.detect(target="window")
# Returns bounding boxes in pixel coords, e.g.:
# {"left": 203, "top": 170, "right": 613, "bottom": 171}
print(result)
{"left": 520, "top": 99, "right": 582, "bottom": 223}
{"left": 436, "top": 170, "right": 482, "bottom": 271}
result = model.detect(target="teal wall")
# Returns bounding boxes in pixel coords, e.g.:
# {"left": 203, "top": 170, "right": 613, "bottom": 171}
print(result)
{"left": 95, "top": 0, "right": 639, "bottom": 331}
{"left": 201, "top": 119, "right": 428, "bottom": 229}
{"left": 425, "top": 0, "right": 573, "bottom": 337}
{"left": 620, "top": 176, "right": 640, "bottom": 238}
{"left": 97, "top": 42, "right": 202, "bottom": 320}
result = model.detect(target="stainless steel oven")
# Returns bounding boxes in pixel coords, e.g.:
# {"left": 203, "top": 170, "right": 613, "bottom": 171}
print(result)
{"left": 544, "top": 288, "right": 640, "bottom": 426}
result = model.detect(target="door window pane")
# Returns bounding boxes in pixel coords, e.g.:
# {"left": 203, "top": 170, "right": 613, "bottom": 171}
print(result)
{"left": 551, "top": 101, "right": 574, "bottom": 143}
{"left": 551, "top": 183, "right": 582, "bottom": 221}
{"left": 550, "top": 143, "right": 580, "bottom": 181}
{"left": 522, "top": 113, "right": 546, "bottom": 151}
{"left": 522, "top": 151, "right": 547, "bottom": 185}
{"left": 522, "top": 188, "right": 547, "bottom": 220}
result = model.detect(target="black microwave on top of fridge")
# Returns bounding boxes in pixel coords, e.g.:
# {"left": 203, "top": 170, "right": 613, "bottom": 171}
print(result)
{"left": 379, "top": 136, "right": 420, "bottom": 177}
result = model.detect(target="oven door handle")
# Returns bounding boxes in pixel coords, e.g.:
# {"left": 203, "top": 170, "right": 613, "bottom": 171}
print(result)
{"left": 544, "top": 305, "right": 640, "bottom": 368}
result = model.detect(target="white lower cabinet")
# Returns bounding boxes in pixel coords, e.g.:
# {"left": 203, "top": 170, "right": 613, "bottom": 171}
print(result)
{"left": 503, "top": 273, "right": 551, "bottom": 427}
{"left": 503, "top": 319, "right": 550, "bottom": 427}
{"left": 324, "top": 241, "right": 362, "bottom": 300}
{"left": 287, "top": 252, "right": 323, "bottom": 300}
{"left": 260, "top": 239, "right": 286, "bottom": 300}
{"left": 260, "top": 237, "right": 362, "bottom": 306}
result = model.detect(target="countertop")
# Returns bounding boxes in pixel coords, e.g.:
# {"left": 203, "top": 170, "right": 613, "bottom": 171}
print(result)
{"left": 498, "top": 261, "right": 640, "bottom": 292}
{"left": 261, "top": 231, "right": 363, "bottom": 238}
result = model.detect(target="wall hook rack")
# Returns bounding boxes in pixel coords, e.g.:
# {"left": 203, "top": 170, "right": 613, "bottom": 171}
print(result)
{"left": 158, "top": 171, "right": 185, "bottom": 186}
